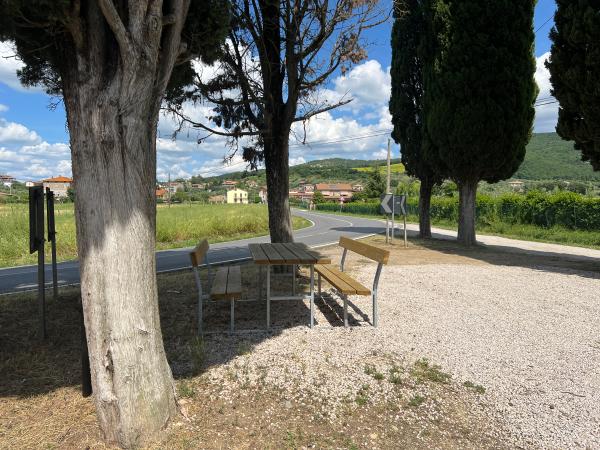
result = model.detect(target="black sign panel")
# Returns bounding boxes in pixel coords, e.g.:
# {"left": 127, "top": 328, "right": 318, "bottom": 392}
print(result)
{"left": 394, "top": 194, "right": 407, "bottom": 215}
{"left": 46, "top": 188, "right": 56, "bottom": 241}
{"left": 29, "top": 186, "right": 44, "bottom": 254}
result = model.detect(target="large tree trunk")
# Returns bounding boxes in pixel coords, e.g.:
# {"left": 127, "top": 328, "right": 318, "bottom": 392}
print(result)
{"left": 64, "top": 80, "right": 177, "bottom": 447}
{"left": 418, "top": 179, "right": 434, "bottom": 239}
{"left": 264, "top": 128, "right": 294, "bottom": 243}
{"left": 457, "top": 179, "right": 478, "bottom": 246}
{"left": 56, "top": 2, "right": 190, "bottom": 445}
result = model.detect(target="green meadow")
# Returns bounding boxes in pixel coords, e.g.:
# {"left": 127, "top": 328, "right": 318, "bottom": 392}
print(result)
{"left": 0, "top": 203, "right": 310, "bottom": 268}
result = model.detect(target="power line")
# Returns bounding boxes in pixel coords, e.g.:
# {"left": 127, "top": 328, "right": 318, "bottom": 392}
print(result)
{"left": 289, "top": 129, "right": 392, "bottom": 148}
{"left": 535, "top": 14, "right": 554, "bottom": 34}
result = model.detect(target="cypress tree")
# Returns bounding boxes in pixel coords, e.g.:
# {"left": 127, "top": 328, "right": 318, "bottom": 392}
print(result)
{"left": 390, "top": 0, "right": 446, "bottom": 238}
{"left": 424, "top": 0, "right": 537, "bottom": 245}
{"left": 547, "top": 0, "right": 600, "bottom": 170}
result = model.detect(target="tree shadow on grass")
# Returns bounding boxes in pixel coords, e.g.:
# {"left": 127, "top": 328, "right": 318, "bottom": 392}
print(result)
{"left": 0, "top": 261, "right": 368, "bottom": 399}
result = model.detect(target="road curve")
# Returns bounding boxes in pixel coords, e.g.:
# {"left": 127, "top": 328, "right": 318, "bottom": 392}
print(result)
{"left": 0, "top": 209, "right": 386, "bottom": 295}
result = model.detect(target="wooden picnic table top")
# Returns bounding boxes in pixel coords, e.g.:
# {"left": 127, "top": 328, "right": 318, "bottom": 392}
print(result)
{"left": 248, "top": 242, "right": 331, "bottom": 265}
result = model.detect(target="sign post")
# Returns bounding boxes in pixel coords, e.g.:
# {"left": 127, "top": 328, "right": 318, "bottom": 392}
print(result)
{"left": 46, "top": 188, "right": 59, "bottom": 299}
{"left": 29, "top": 186, "right": 46, "bottom": 339}
{"left": 394, "top": 194, "right": 408, "bottom": 247}
{"left": 380, "top": 193, "right": 394, "bottom": 244}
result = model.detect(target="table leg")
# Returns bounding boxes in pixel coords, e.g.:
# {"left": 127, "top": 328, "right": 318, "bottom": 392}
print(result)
{"left": 310, "top": 265, "right": 314, "bottom": 328}
{"left": 266, "top": 266, "right": 271, "bottom": 329}
{"left": 292, "top": 264, "right": 296, "bottom": 296}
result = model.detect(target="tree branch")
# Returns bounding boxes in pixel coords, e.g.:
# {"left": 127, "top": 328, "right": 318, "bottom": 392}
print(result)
{"left": 97, "top": 0, "right": 133, "bottom": 57}
{"left": 292, "top": 98, "right": 353, "bottom": 122}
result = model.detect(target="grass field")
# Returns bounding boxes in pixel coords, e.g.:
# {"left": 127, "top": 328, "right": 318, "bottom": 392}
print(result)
{"left": 0, "top": 203, "right": 310, "bottom": 268}
{"left": 354, "top": 163, "right": 405, "bottom": 174}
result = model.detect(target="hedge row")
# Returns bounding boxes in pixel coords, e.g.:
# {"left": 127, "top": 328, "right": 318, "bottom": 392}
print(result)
{"left": 316, "top": 191, "right": 600, "bottom": 231}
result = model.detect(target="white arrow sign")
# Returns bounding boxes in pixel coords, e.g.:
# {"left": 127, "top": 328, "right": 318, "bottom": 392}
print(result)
{"left": 380, "top": 193, "right": 393, "bottom": 214}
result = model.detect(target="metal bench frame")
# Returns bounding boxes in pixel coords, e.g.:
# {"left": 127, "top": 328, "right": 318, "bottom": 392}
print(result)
{"left": 317, "top": 237, "right": 388, "bottom": 327}
{"left": 190, "top": 240, "right": 240, "bottom": 334}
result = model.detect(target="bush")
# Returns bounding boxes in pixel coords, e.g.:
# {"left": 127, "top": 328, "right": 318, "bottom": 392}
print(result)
{"left": 320, "top": 191, "right": 600, "bottom": 231}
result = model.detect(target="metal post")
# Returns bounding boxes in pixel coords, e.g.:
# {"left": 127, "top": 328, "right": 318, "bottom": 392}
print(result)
{"left": 385, "top": 215, "right": 389, "bottom": 243}
{"left": 292, "top": 264, "right": 296, "bottom": 296}
{"left": 38, "top": 242, "right": 46, "bottom": 339}
{"left": 266, "top": 267, "right": 270, "bottom": 329}
{"left": 391, "top": 195, "right": 395, "bottom": 245}
{"left": 46, "top": 189, "right": 58, "bottom": 300}
{"left": 404, "top": 212, "right": 408, "bottom": 248}
{"left": 343, "top": 294, "right": 348, "bottom": 328}
{"left": 310, "top": 265, "right": 315, "bottom": 328}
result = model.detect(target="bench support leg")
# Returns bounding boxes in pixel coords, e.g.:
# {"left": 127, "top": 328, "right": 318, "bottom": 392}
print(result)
{"left": 258, "top": 264, "right": 263, "bottom": 302}
{"left": 310, "top": 265, "right": 314, "bottom": 328}
{"left": 372, "top": 293, "right": 378, "bottom": 328}
{"left": 343, "top": 294, "right": 348, "bottom": 328}
{"left": 292, "top": 264, "right": 296, "bottom": 296}
{"left": 230, "top": 299, "right": 235, "bottom": 333}
{"left": 266, "top": 267, "right": 270, "bottom": 329}
{"left": 317, "top": 272, "right": 321, "bottom": 298}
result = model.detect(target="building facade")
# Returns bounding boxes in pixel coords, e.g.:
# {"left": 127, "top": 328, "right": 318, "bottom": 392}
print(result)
{"left": 43, "top": 176, "right": 72, "bottom": 198}
{"left": 227, "top": 188, "right": 248, "bottom": 204}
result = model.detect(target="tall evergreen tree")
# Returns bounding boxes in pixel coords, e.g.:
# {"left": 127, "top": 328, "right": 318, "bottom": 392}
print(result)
{"left": 547, "top": 0, "right": 600, "bottom": 170}
{"left": 0, "top": 1, "right": 227, "bottom": 446}
{"left": 389, "top": 0, "right": 446, "bottom": 238}
{"left": 424, "top": 0, "right": 537, "bottom": 245}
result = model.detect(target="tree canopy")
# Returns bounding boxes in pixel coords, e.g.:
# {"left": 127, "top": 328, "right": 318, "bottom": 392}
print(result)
{"left": 547, "top": 0, "right": 600, "bottom": 171}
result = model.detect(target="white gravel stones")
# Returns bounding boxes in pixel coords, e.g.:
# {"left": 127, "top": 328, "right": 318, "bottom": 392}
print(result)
{"left": 201, "top": 262, "right": 599, "bottom": 449}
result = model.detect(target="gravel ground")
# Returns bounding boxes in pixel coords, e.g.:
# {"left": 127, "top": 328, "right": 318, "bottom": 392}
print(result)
{"left": 200, "top": 262, "right": 600, "bottom": 449}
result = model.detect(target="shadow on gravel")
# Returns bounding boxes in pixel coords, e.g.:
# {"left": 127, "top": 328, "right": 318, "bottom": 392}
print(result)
{"left": 0, "top": 262, "right": 369, "bottom": 399}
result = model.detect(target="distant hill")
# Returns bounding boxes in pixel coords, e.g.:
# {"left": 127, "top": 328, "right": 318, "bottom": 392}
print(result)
{"left": 197, "top": 133, "right": 600, "bottom": 185}
{"left": 515, "top": 133, "right": 600, "bottom": 181}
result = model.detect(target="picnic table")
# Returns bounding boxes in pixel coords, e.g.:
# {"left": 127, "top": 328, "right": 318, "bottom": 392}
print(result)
{"left": 248, "top": 242, "right": 331, "bottom": 328}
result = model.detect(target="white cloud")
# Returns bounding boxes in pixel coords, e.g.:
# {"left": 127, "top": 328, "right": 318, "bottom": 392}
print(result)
{"left": 0, "top": 104, "right": 8, "bottom": 113}
{"left": 534, "top": 52, "right": 559, "bottom": 133}
{"left": 0, "top": 118, "right": 42, "bottom": 145}
{"left": 0, "top": 41, "right": 42, "bottom": 92}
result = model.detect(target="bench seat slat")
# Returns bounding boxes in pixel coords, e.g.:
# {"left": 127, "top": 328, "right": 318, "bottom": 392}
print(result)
{"left": 316, "top": 264, "right": 370, "bottom": 295}
{"left": 211, "top": 266, "right": 242, "bottom": 301}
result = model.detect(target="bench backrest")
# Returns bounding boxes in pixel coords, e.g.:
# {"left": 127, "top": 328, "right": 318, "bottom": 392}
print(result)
{"left": 339, "top": 236, "right": 389, "bottom": 264}
{"left": 190, "top": 239, "right": 209, "bottom": 267}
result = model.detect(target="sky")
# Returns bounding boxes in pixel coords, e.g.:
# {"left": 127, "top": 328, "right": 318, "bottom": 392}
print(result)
{"left": 0, "top": 0, "right": 559, "bottom": 182}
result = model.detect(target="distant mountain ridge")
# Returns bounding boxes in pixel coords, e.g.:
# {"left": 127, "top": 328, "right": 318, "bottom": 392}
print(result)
{"left": 198, "top": 133, "right": 600, "bottom": 184}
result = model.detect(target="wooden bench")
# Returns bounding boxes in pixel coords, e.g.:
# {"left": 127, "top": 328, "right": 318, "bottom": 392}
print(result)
{"left": 190, "top": 239, "right": 242, "bottom": 333}
{"left": 315, "top": 236, "right": 389, "bottom": 328}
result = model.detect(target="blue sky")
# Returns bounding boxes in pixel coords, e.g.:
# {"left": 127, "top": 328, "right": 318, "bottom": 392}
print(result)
{"left": 0, "top": 0, "right": 558, "bottom": 181}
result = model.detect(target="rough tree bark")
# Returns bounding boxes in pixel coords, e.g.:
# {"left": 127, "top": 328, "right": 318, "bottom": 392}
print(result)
{"left": 418, "top": 179, "right": 434, "bottom": 239}
{"left": 264, "top": 131, "right": 294, "bottom": 243}
{"left": 457, "top": 179, "right": 478, "bottom": 246}
{"left": 58, "top": 1, "right": 189, "bottom": 447}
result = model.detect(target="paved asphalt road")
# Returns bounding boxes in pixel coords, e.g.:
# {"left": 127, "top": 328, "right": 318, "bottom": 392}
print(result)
{"left": 0, "top": 210, "right": 386, "bottom": 295}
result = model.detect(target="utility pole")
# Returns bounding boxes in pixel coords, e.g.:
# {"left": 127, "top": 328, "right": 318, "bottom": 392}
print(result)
{"left": 167, "top": 171, "right": 171, "bottom": 208}
{"left": 386, "top": 138, "right": 392, "bottom": 243}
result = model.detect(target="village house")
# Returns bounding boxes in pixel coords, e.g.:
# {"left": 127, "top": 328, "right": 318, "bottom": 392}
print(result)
{"left": 191, "top": 183, "right": 207, "bottom": 190}
{"left": 508, "top": 180, "right": 525, "bottom": 192}
{"left": 227, "top": 188, "right": 248, "bottom": 204}
{"left": 209, "top": 194, "right": 226, "bottom": 204}
{"left": 0, "top": 174, "right": 16, "bottom": 186}
{"left": 43, "top": 176, "right": 72, "bottom": 199}
{"left": 314, "top": 183, "right": 354, "bottom": 200}
{"left": 246, "top": 179, "right": 258, "bottom": 188}
{"left": 222, "top": 180, "right": 238, "bottom": 190}
{"left": 352, "top": 183, "right": 364, "bottom": 192}
{"left": 155, "top": 188, "right": 168, "bottom": 200}
{"left": 259, "top": 187, "right": 268, "bottom": 204}
{"left": 289, "top": 189, "right": 314, "bottom": 203}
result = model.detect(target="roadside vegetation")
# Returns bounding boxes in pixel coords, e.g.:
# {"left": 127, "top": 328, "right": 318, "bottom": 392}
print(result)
{"left": 313, "top": 190, "right": 600, "bottom": 249}
{"left": 0, "top": 203, "right": 310, "bottom": 268}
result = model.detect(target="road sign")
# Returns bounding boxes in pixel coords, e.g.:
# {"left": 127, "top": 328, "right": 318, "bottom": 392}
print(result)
{"left": 394, "top": 194, "right": 406, "bottom": 215}
{"left": 380, "top": 193, "right": 393, "bottom": 214}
